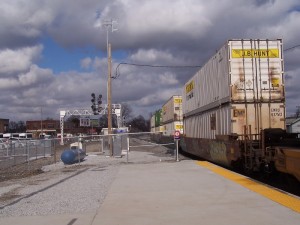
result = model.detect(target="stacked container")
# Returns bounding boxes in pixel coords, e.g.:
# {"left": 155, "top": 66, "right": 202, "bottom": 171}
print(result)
{"left": 162, "top": 95, "right": 183, "bottom": 135}
{"left": 183, "top": 39, "right": 285, "bottom": 139}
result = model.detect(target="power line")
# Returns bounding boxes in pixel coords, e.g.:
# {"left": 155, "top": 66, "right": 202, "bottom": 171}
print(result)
{"left": 114, "top": 62, "right": 202, "bottom": 79}
{"left": 284, "top": 44, "right": 300, "bottom": 52}
{"left": 113, "top": 43, "right": 300, "bottom": 79}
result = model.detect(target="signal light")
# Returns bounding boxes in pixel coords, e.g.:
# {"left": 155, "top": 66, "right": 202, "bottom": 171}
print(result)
{"left": 90, "top": 93, "right": 103, "bottom": 115}
{"left": 98, "top": 94, "right": 102, "bottom": 105}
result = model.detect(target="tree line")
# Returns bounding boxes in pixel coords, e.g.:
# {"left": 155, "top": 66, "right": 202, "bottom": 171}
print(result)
{"left": 7, "top": 104, "right": 150, "bottom": 133}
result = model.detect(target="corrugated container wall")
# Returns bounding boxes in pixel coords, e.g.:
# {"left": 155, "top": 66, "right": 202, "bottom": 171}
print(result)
{"left": 182, "top": 39, "right": 285, "bottom": 138}
{"left": 155, "top": 126, "right": 165, "bottom": 133}
{"left": 162, "top": 96, "right": 183, "bottom": 123}
{"left": 163, "top": 121, "right": 183, "bottom": 136}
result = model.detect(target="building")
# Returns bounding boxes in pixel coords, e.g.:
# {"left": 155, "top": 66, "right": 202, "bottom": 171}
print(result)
{"left": 286, "top": 117, "right": 300, "bottom": 134}
{"left": 0, "top": 118, "right": 9, "bottom": 133}
{"left": 26, "top": 120, "right": 60, "bottom": 138}
{"left": 26, "top": 119, "right": 92, "bottom": 138}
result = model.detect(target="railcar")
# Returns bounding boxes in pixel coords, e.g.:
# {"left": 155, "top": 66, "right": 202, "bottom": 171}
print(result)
{"left": 180, "top": 39, "right": 300, "bottom": 181}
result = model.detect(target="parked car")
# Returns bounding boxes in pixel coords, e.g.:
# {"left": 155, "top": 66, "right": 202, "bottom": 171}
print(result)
{"left": 8, "top": 138, "right": 26, "bottom": 148}
{"left": 0, "top": 138, "right": 8, "bottom": 149}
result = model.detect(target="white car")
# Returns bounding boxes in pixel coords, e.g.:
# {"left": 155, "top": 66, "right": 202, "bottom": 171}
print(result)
{"left": 0, "top": 138, "right": 8, "bottom": 149}
{"left": 8, "top": 138, "right": 26, "bottom": 148}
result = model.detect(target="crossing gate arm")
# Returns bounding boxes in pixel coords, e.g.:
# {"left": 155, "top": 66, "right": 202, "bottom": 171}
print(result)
{"left": 129, "top": 143, "right": 174, "bottom": 148}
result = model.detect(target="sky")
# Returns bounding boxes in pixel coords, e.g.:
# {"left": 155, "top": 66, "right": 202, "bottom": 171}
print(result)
{"left": 0, "top": 0, "right": 300, "bottom": 122}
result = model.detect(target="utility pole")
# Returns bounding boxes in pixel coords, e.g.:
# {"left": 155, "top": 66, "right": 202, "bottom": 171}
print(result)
{"left": 103, "top": 19, "right": 117, "bottom": 156}
{"left": 107, "top": 43, "right": 113, "bottom": 156}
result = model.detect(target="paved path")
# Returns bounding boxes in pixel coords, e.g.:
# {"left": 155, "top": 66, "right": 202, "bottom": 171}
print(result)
{"left": 1, "top": 154, "right": 300, "bottom": 225}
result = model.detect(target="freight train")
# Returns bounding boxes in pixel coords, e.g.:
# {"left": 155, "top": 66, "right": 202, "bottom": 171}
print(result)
{"left": 152, "top": 39, "right": 300, "bottom": 182}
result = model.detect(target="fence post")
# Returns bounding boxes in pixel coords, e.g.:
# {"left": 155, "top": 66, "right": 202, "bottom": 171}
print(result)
{"left": 54, "top": 139, "right": 57, "bottom": 163}
{"left": 44, "top": 140, "right": 46, "bottom": 158}
{"left": 127, "top": 137, "right": 130, "bottom": 163}
{"left": 78, "top": 136, "right": 81, "bottom": 164}
{"left": 13, "top": 143, "right": 16, "bottom": 166}
{"left": 6, "top": 143, "right": 8, "bottom": 157}
{"left": 26, "top": 141, "right": 29, "bottom": 163}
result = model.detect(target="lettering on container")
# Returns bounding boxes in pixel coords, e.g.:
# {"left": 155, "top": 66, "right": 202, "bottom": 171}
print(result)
{"left": 186, "top": 92, "right": 194, "bottom": 100}
{"left": 231, "top": 49, "right": 279, "bottom": 58}
{"left": 233, "top": 109, "right": 245, "bottom": 117}
{"left": 174, "top": 98, "right": 182, "bottom": 104}
{"left": 271, "top": 108, "right": 283, "bottom": 117}
{"left": 271, "top": 77, "right": 280, "bottom": 87}
{"left": 185, "top": 80, "right": 194, "bottom": 93}
{"left": 186, "top": 80, "right": 194, "bottom": 100}
{"left": 175, "top": 124, "right": 183, "bottom": 130}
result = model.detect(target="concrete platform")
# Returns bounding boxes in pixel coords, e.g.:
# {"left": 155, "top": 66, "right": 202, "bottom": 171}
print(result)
{"left": 1, "top": 159, "right": 300, "bottom": 225}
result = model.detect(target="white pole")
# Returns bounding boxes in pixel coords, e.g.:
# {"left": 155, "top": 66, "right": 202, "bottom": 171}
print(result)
{"left": 176, "top": 140, "right": 179, "bottom": 162}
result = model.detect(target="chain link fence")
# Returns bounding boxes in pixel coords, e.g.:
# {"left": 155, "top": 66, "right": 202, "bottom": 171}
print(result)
{"left": 0, "top": 132, "right": 178, "bottom": 170}
{"left": 0, "top": 139, "right": 57, "bottom": 169}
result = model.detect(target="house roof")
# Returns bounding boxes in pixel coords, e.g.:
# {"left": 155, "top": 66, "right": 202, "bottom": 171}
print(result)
{"left": 286, "top": 117, "right": 300, "bottom": 126}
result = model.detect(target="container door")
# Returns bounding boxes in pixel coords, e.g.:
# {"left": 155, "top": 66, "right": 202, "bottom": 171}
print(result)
{"left": 229, "top": 39, "right": 285, "bottom": 133}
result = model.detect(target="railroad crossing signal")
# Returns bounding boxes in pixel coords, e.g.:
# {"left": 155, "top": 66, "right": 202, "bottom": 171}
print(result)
{"left": 91, "top": 93, "right": 103, "bottom": 115}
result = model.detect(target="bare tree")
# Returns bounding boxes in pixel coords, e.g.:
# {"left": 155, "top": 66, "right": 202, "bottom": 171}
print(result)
{"left": 121, "top": 103, "right": 133, "bottom": 122}
{"left": 296, "top": 106, "right": 300, "bottom": 118}
{"left": 8, "top": 121, "right": 26, "bottom": 133}
{"left": 129, "top": 115, "right": 150, "bottom": 132}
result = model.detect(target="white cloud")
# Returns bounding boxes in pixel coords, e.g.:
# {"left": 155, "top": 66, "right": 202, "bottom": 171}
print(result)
{"left": 0, "top": 45, "right": 42, "bottom": 75}
{"left": 80, "top": 57, "right": 93, "bottom": 69}
{"left": 135, "top": 87, "right": 182, "bottom": 107}
{"left": 130, "top": 49, "right": 177, "bottom": 64}
{"left": 0, "top": 64, "right": 52, "bottom": 89}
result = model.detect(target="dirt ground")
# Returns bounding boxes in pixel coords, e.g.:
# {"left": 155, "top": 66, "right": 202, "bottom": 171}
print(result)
{"left": 0, "top": 142, "right": 101, "bottom": 183}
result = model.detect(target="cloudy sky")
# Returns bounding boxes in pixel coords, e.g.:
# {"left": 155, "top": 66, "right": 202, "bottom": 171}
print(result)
{"left": 0, "top": 0, "right": 300, "bottom": 122}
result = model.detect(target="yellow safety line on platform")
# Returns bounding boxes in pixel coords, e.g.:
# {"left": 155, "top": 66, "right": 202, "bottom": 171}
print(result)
{"left": 196, "top": 161, "right": 300, "bottom": 213}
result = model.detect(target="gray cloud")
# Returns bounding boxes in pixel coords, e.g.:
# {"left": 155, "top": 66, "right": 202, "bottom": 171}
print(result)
{"left": 0, "top": 0, "right": 300, "bottom": 121}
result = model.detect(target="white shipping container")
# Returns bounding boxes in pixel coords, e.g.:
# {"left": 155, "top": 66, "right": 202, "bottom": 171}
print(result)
{"left": 163, "top": 121, "right": 183, "bottom": 136}
{"left": 183, "top": 39, "right": 284, "bottom": 117}
{"left": 150, "top": 114, "right": 155, "bottom": 129}
{"left": 155, "top": 126, "right": 165, "bottom": 133}
{"left": 183, "top": 102, "right": 285, "bottom": 139}
{"left": 162, "top": 95, "right": 183, "bottom": 123}
{"left": 182, "top": 39, "right": 285, "bottom": 137}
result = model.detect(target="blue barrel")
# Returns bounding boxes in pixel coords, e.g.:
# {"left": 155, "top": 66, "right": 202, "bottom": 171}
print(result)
{"left": 61, "top": 149, "right": 86, "bottom": 164}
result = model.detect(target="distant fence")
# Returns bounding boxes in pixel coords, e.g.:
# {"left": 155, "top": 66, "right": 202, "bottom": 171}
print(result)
{"left": 0, "top": 132, "right": 177, "bottom": 169}
{"left": 0, "top": 139, "right": 57, "bottom": 169}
